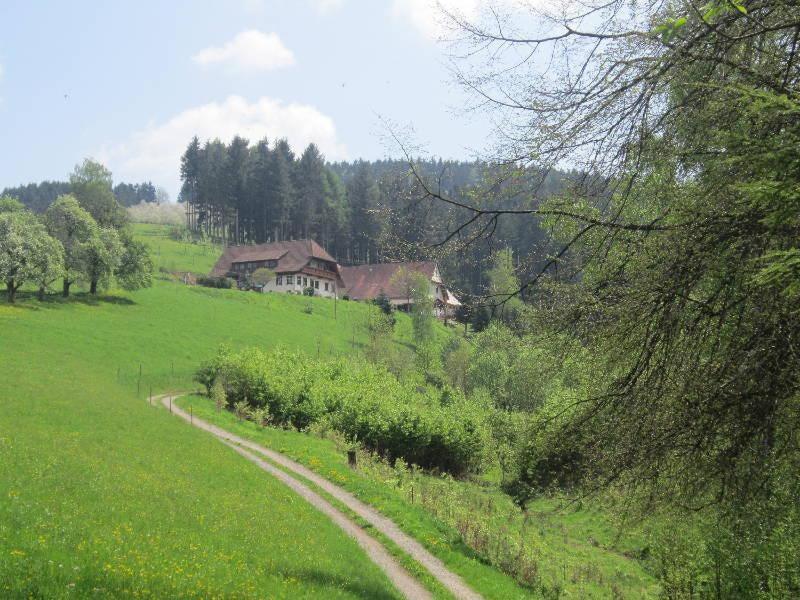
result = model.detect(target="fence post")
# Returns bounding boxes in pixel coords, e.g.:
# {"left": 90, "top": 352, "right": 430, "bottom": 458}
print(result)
{"left": 169, "top": 396, "right": 172, "bottom": 413}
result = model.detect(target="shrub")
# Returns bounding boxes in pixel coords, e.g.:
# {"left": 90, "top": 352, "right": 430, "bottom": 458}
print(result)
{"left": 196, "top": 346, "right": 490, "bottom": 475}
{"left": 197, "top": 275, "right": 233, "bottom": 289}
{"left": 302, "top": 286, "right": 315, "bottom": 297}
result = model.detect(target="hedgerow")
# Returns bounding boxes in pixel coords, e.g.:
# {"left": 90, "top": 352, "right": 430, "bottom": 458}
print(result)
{"left": 196, "top": 346, "right": 490, "bottom": 475}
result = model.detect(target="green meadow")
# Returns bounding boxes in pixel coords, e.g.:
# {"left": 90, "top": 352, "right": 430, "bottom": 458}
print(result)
{"left": 0, "top": 226, "right": 421, "bottom": 599}
{"left": 0, "top": 224, "right": 657, "bottom": 598}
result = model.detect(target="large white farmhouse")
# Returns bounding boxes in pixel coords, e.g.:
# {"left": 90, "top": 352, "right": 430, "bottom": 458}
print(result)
{"left": 211, "top": 240, "right": 461, "bottom": 318}
{"left": 211, "top": 239, "right": 341, "bottom": 298}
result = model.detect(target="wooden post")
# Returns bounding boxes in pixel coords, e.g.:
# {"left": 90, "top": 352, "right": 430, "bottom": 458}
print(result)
{"left": 411, "top": 485, "right": 415, "bottom": 504}
{"left": 347, "top": 450, "right": 357, "bottom": 468}
{"left": 169, "top": 396, "right": 172, "bottom": 413}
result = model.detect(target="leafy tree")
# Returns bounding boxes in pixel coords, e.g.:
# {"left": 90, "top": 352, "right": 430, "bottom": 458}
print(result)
{"left": 0, "top": 196, "right": 25, "bottom": 214}
{"left": 453, "top": 294, "right": 472, "bottom": 334}
{"left": 115, "top": 234, "right": 153, "bottom": 291}
{"left": 373, "top": 291, "right": 394, "bottom": 317}
{"left": 211, "top": 377, "right": 228, "bottom": 412}
{"left": 31, "top": 234, "right": 65, "bottom": 301}
{"left": 0, "top": 211, "right": 63, "bottom": 303}
{"left": 84, "top": 227, "right": 123, "bottom": 295}
{"left": 44, "top": 195, "right": 97, "bottom": 297}
{"left": 486, "top": 248, "right": 523, "bottom": 325}
{"left": 250, "top": 267, "right": 275, "bottom": 287}
{"left": 70, "top": 159, "right": 127, "bottom": 229}
{"left": 470, "top": 305, "right": 490, "bottom": 333}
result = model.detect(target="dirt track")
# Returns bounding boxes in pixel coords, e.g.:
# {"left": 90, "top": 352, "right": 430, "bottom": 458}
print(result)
{"left": 160, "top": 394, "right": 482, "bottom": 600}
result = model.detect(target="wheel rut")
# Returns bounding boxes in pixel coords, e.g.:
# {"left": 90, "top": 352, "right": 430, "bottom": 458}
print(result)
{"left": 158, "top": 394, "right": 483, "bottom": 600}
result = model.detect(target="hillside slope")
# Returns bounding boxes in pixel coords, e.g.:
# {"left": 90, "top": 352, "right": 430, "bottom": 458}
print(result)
{"left": 0, "top": 227, "right": 433, "bottom": 598}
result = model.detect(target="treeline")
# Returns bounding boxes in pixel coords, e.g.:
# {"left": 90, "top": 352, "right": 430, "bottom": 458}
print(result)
{"left": 2, "top": 178, "right": 164, "bottom": 212}
{"left": 0, "top": 159, "right": 153, "bottom": 302}
{"left": 179, "top": 136, "right": 575, "bottom": 295}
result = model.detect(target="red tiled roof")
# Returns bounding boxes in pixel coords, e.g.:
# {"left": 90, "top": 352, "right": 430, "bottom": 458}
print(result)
{"left": 339, "top": 262, "right": 438, "bottom": 301}
{"left": 211, "top": 239, "right": 337, "bottom": 277}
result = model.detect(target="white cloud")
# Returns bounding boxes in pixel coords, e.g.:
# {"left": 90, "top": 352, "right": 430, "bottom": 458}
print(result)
{"left": 100, "top": 96, "right": 347, "bottom": 196}
{"left": 193, "top": 30, "right": 295, "bottom": 71}
{"left": 392, "top": 0, "right": 483, "bottom": 39}
{"left": 311, "top": 0, "right": 345, "bottom": 14}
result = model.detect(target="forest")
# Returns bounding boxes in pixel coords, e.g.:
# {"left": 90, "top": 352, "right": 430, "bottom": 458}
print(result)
{"left": 178, "top": 136, "right": 577, "bottom": 296}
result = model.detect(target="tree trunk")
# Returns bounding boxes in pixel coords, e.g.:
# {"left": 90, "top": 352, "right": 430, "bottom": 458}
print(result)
{"left": 90, "top": 279, "right": 98, "bottom": 295}
{"left": 7, "top": 279, "right": 16, "bottom": 303}
{"left": 38, "top": 285, "right": 46, "bottom": 301}
{"left": 63, "top": 279, "right": 71, "bottom": 297}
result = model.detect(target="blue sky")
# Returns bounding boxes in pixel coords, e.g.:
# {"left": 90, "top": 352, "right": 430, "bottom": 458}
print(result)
{"left": 0, "top": 0, "right": 494, "bottom": 198}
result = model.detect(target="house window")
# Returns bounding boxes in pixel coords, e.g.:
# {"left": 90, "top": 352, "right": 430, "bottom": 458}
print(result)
{"left": 314, "top": 280, "right": 319, "bottom": 289}
{"left": 276, "top": 275, "right": 282, "bottom": 285}
{"left": 303, "top": 277, "right": 308, "bottom": 287}
{"left": 324, "top": 282, "right": 329, "bottom": 291}
{"left": 287, "top": 275, "right": 293, "bottom": 285}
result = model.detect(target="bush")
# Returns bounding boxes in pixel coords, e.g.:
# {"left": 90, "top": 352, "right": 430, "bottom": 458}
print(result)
{"left": 196, "top": 346, "right": 490, "bottom": 475}
{"left": 197, "top": 275, "right": 233, "bottom": 289}
{"left": 302, "top": 286, "right": 315, "bottom": 297}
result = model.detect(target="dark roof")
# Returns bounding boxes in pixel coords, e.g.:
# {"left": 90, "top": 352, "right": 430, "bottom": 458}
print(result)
{"left": 340, "top": 262, "right": 438, "bottom": 301}
{"left": 211, "top": 240, "right": 337, "bottom": 276}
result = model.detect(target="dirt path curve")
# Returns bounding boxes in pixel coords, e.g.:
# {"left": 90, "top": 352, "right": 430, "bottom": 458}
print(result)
{"left": 160, "top": 394, "right": 482, "bottom": 600}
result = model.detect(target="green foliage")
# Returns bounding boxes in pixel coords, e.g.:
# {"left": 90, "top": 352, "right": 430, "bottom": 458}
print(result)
{"left": 69, "top": 159, "right": 127, "bottom": 229}
{"left": 114, "top": 235, "right": 153, "bottom": 291}
{"left": 196, "top": 275, "right": 233, "bottom": 289}
{"left": 198, "top": 346, "right": 489, "bottom": 475}
{"left": 0, "top": 210, "right": 64, "bottom": 302}
{"left": 470, "top": 305, "right": 490, "bottom": 332}
{"left": 211, "top": 377, "right": 228, "bottom": 412}
{"left": 44, "top": 195, "right": 98, "bottom": 296}
{"left": 83, "top": 227, "right": 123, "bottom": 294}
{"left": 0, "top": 196, "right": 26, "bottom": 214}
{"left": 249, "top": 267, "right": 274, "bottom": 287}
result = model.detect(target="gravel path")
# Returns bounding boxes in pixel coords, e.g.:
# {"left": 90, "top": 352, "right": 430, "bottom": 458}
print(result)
{"left": 160, "top": 394, "right": 482, "bottom": 600}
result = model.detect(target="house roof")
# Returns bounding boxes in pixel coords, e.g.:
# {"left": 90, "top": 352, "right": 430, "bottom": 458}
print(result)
{"left": 211, "top": 239, "right": 337, "bottom": 277}
{"left": 339, "top": 262, "right": 439, "bottom": 301}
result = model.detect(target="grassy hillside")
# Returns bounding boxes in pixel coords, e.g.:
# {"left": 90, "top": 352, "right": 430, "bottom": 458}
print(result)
{"left": 0, "top": 227, "right": 430, "bottom": 598}
{"left": 1, "top": 224, "right": 657, "bottom": 598}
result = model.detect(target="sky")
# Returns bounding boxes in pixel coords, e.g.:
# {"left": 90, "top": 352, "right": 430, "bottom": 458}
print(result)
{"left": 0, "top": 0, "right": 497, "bottom": 199}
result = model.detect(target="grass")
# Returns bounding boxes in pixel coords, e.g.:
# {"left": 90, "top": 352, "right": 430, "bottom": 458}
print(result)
{"left": 0, "top": 226, "right": 442, "bottom": 599}
{"left": 179, "top": 394, "right": 661, "bottom": 599}
{"left": 1, "top": 223, "right": 658, "bottom": 598}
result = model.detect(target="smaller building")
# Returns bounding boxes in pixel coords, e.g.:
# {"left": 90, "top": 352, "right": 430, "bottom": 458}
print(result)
{"left": 211, "top": 240, "right": 342, "bottom": 298}
{"left": 340, "top": 262, "right": 460, "bottom": 319}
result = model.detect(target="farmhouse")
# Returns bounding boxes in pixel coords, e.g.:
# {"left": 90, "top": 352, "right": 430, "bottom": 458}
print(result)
{"left": 340, "top": 262, "right": 461, "bottom": 319}
{"left": 211, "top": 240, "right": 461, "bottom": 318}
{"left": 211, "top": 239, "right": 342, "bottom": 298}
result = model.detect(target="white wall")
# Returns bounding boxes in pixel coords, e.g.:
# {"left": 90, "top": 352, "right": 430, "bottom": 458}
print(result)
{"left": 260, "top": 273, "right": 338, "bottom": 298}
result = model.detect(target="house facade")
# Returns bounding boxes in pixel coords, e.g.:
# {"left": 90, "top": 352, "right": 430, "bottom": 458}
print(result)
{"left": 211, "top": 240, "right": 461, "bottom": 317}
{"left": 339, "top": 261, "right": 461, "bottom": 319}
{"left": 211, "top": 240, "right": 342, "bottom": 298}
